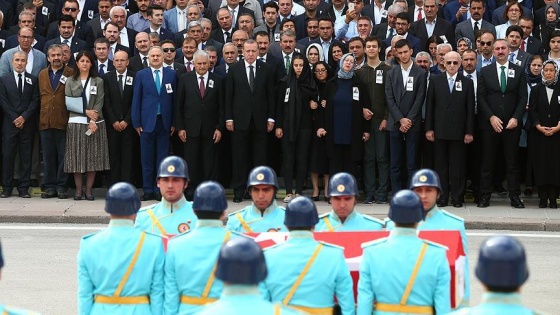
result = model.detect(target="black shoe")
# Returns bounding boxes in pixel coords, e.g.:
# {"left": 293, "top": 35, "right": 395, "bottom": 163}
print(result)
{"left": 437, "top": 201, "right": 448, "bottom": 207}
{"left": 539, "top": 199, "right": 548, "bottom": 208}
{"left": 524, "top": 187, "right": 533, "bottom": 196}
{"left": 30, "top": 179, "right": 39, "bottom": 187}
{"left": 493, "top": 184, "right": 508, "bottom": 195}
{"left": 19, "top": 192, "right": 31, "bottom": 198}
{"left": 452, "top": 202, "right": 463, "bottom": 208}
{"left": 155, "top": 191, "right": 162, "bottom": 201}
{"left": 549, "top": 200, "right": 558, "bottom": 209}
{"left": 85, "top": 195, "right": 95, "bottom": 201}
{"left": 363, "top": 194, "right": 375, "bottom": 204}
{"left": 141, "top": 192, "right": 155, "bottom": 201}
{"left": 311, "top": 195, "right": 320, "bottom": 201}
{"left": 41, "top": 189, "right": 58, "bottom": 199}
{"left": 376, "top": 197, "right": 388, "bottom": 204}
{"left": 74, "top": 194, "right": 83, "bottom": 200}
{"left": 0, "top": 191, "right": 12, "bottom": 198}
{"left": 477, "top": 195, "right": 490, "bottom": 208}
{"left": 57, "top": 191, "right": 68, "bottom": 199}
{"left": 323, "top": 195, "right": 329, "bottom": 202}
{"left": 510, "top": 196, "right": 525, "bottom": 208}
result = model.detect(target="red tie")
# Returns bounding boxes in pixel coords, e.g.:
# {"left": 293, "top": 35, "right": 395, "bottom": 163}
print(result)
{"left": 186, "top": 61, "right": 192, "bottom": 72}
{"left": 199, "top": 76, "right": 205, "bottom": 96}
{"left": 520, "top": 39, "right": 525, "bottom": 52}
{"left": 417, "top": 8, "right": 423, "bottom": 21}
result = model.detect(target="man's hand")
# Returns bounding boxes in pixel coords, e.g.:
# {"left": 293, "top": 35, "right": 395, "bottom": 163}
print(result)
{"left": 317, "top": 128, "right": 327, "bottom": 137}
{"left": 170, "top": 126, "right": 175, "bottom": 136}
{"left": 345, "top": 9, "right": 357, "bottom": 23}
{"left": 213, "top": 129, "right": 222, "bottom": 143}
{"left": 362, "top": 132, "right": 370, "bottom": 142}
{"left": 13, "top": 116, "right": 25, "bottom": 129}
{"left": 135, "top": 127, "right": 143, "bottom": 135}
{"left": 178, "top": 130, "right": 187, "bottom": 142}
{"left": 321, "top": 100, "right": 327, "bottom": 108}
{"left": 275, "top": 128, "right": 283, "bottom": 138}
{"left": 426, "top": 130, "right": 435, "bottom": 142}
{"left": 464, "top": 134, "right": 473, "bottom": 144}
{"left": 456, "top": 6, "right": 468, "bottom": 20}
{"left": 113, "top": 121, "right": 122, "bottom": 132}
{"left": 505, "top": 118, "right": 518, "bottom": 130}
{"left": 119, "top": 121, "right": 128, "bottom": 130}
{"left": 267, "top": 121, "right": 274, "bottom": 132}
{"left": 490, "top": 116, "right": 503, "bottom": 133}
{"left": 363, "top": 108, "right": 373, "bottom": 120}
{"left": 310, "top": 100, "right": 318, "bottom": 109}
{"left": 226, "top": 121, "right": 234, "bottom": 132}
{"left": 379, "top": 119, "right": 387, "bottom": 131}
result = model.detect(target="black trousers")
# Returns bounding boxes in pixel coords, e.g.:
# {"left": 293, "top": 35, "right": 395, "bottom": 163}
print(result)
{"left": 281, "top": 129, "right": 311, "bottom": 194}
{"left": 329, "top": 144, "right": 357, "bottom": 178}
{"left": 107, "top": 123, "right": 135, "bottom": 186}
{"left": 184, "top": 133, "right": 219, "bottom": 189}
{"left": 434, "top": 138, "right": 467, "bottom": 203}
{"left": 231, "top": 120, "right": 268, "bottom": 196}
{"left": 2, "top": 118, "right": 35, "bottom": 192}
{"left": 480, "top": 128, "right": 521, "bottom": 196}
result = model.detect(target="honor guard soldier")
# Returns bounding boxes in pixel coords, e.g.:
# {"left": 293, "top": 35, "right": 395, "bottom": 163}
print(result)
{"left": 385, "top": 168, "right": 471, "bottom": 306}
{"left": 0, "top": 242, "right": 41, "bottom": 314}
{"left": 226, "top": 166, "right": 288, "bottom": 233}
{"left": 449, "top": 235, "right": 544, "bottom": 315}
{"left": 77, "top": 183, "right": 165, "bottom": 315}
{"left": 135, "top": 156, "right": 198, "bottom": 236}
{"left": 164, "top": 181, "right": 248, "bottom": 315}
{"left": 262, "top": 196, "right": 355, "bottom": 314}
{"left": 357, "top": 190, "right": 451, "bottom": 315}
{"left": 197, "top": 238, "right": 304, "bottom": 315}
{"left": 315, "top": 173, "right": 384, "bottom": 231}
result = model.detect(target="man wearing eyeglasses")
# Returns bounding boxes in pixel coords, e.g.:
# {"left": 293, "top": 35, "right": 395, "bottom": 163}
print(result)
{"left": 0, "top": 27, "right": 47, "bottom": 77}
{"left": 46, "top": 0, "right": 95, "bottom": 49}
{"left": 161, "top": 40, "right": 187, "bottom": 75}
{"left": 475, "top": 30, "right": 495, "bottom": 72}
{"left": 425, "top": 51, "right": 475, "bottom": 208}
{"left": 5, "top": 11, "right": 47, "bottom": 52}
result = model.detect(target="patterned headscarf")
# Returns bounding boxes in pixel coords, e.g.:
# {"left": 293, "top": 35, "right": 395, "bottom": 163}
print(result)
{"left": 542, "top": 59, "right": 559, "bottom": 87}
{"left": 337, "top": 53, "right": 356, "bottom": 79}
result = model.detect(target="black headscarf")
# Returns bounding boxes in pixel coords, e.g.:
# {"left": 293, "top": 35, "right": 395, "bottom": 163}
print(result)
{"left": 285, "top": 53, "right": 317, "bottom": 142}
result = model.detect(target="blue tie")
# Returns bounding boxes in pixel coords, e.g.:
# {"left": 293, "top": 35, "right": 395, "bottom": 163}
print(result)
{"left": 154, "top": 69, "right": 161, "bottom": 114}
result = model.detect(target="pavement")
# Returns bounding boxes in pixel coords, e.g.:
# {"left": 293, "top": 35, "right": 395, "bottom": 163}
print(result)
{"left": 0, "top": 187, "right": 559, "bottom": 231}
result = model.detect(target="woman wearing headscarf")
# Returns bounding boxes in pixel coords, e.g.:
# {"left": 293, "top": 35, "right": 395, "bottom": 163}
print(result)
{"left": 528, "top": 60, "right": 560, "bottom": 208}
{"left": 317, "top": 53, "right": 371, "bottom": 177}
{"left": 328, "top": 42, "right": 347, "bottom": 72}
{"left": 306, "top": 43, "right": 324, "bottom": 69}
{"left": 538, "top": 3, "right": 560, "bottom": 47}
{"left": 456, "top": 37, "right": 472, "bottom": 56}
{"left": 275, "top": 53, "right": 318, "bottom": 202}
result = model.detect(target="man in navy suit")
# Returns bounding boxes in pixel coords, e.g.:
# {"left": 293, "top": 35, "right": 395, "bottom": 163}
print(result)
{"left": 443, "top": 0, "right": 470, "bottom": 26}
{"left": 43, "top": 15, "right": 86, "bottom": 64}
{"left": 143, "top": 5, "right": 175, "bottom": 42}
{"left": 0, "top": 51, "right": 39, "bottom": 198}
{"left": 93, "top": 38, "right": 115, "bottom": 76}
{"left": 132, "top": 46, "right": 177, "bottom": 201}
{"left": 383, "top": 12, "right": 421, "bottom": 56}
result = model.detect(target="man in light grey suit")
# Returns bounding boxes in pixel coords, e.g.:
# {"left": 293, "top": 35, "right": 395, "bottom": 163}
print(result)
{"left": 454, "top": 0, "right": 495, "bottom": 44}
{"left": 0, "top": 27, "right": 47, "bottom": 77}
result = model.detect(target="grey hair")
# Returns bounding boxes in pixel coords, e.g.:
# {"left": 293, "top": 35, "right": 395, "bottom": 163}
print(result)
{"left": 188, "top": 20, "right": 202, "bottom": 30}
{"left": 387, "top": 4, "right": 405, "bottom": 15}
{"left": 436, "top": 43, "right": 453, "bottom": 52}
{"left": 416, "top": 51, "right": 433, "bottom": 64}
{"left": 193, "top": 49, "right": 209, "bottom": 60}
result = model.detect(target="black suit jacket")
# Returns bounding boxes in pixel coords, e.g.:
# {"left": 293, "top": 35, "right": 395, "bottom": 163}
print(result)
{"left": 214, "top": 63, "right": 229, "bottom": 78}
{"left": 210, "top": 28, "right": 236, "bottom": 44}
{"left": 142, "top": 27, "right": 175, "bottom": 42}
{"left": 477, "top": 62, "right": 528, "bottom": 130}
{"left": 410, "top": 18, "right": 455, "bottom": 51}
{"left": 211, "top": 6, "right": 255, "bottom": 31}
{"left": 372, "top": 22, "right": 390, "bottom": 41}
{"left": 425, "top": 72, "right": 475, "bottom": 140}
{"left": 526, "top": 36, "right": 544, "bottom": 56}
{"left": 17, "top": 0, "right": 55, "bottom": 34}
{"left": 293, "top": 11, "right": 326, "bottom": 40}
{"left": 44, "top": 37, "right": 86, "bottom": 55}
{"left": 87, "top": 15, "right": 105, "bottom": 39}
{"left": 46, "top": 20, "right": 95, "bottom": 50}
{"left": 128, "top": 55, "right": 149, "bottom": 72}
{"left": 102, "top": 70, "right": 135, "bottom": 125}
{"left": 176, "top": 71, "right": 224, "bottom": 137}
{"left": 54, "top": 0, "right": 97, "bottom": 23}
{"left": 264, "top": 54, "right": 283, "bottom": 83}
{"left": 225, "top": 60, "right": 275, "bottom": 130}
{"left": 362, "top": 3, "right": 389, "bottom": 25}
{"left": 0, "top": 72, "right": 39, "bottom": 123}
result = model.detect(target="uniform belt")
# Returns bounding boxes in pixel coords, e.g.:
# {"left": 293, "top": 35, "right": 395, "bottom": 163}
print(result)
{"left": 291, "top": 305, "right": 334, "bottom": 314}
{"left": 94, "top": 295, "right": 150, "bottom": 304}
{"left": 375, "top": 303, "right": 433, "bottom": 314}
{"left": 180, "top": 295, "right": 217, "bottom": 305}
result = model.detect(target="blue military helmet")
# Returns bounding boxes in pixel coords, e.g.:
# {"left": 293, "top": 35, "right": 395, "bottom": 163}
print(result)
{"left": 284, "top": 196, "right": 319, "bottom": 227}
{"left": 410, "top": 169, "right": 442, "bottom": 191}
{"left": 193, "top": 181, "right": 228, "bottom": 212}
{"left": 328, "top": 172, "right": 359, "bottom": 197}
{"left": 475, "top": 235, "right": 529, "bottom": 288}
{"left": 157, "top": 156, "right": 189, "bottom": 180}
{"left": 388, "top": 190, "right": 424, "bottom": 224}
{"left": 247, "top": 166, "right": 279, "bottom": 190}
{"left": 215, "top": 237, "right": 267, "bottom": 285}
{"left": 105, "top": 182, "right": 141, "bottom": 216}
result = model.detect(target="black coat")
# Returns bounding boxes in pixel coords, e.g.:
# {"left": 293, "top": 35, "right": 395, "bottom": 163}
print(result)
{"left": 102, "top": 70, "right": 135, "bottom": 125}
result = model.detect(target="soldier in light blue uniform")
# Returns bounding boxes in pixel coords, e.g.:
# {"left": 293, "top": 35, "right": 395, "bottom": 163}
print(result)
{"left": 385, "top": 169, "right": 471, "bottom": 307}
{"left": 262, "top": 196, "right": 355, "bottom": 315}
{"left": 135, "top": 156, "right": 198, "bottom": 236}
{"left": 315, "top": 173, "right": 384, "bottom": 231}
{"left": 357, "top": 190, "right": 451, "bottom": 315}
{"left": 77, "top": 183, "right": 165, "bottom": 315}
{"left": 164, "top": 181, "right": 247, "bottom": 315}
{"left": 0, "top": 242, "right": 41, "bottom": 315}
{"left": 449, "top": 235, "right": 545, "bottom": 315}
{"left": 198, "top": 238, "right": 304, "bottom": 315}
{"left": 226, "top": 166, "right": 288, "bottom": 233}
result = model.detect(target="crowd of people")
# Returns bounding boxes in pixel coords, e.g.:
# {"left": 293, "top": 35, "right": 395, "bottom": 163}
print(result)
{"left": 0, "top": 0, "right": 558, "bottom": 210}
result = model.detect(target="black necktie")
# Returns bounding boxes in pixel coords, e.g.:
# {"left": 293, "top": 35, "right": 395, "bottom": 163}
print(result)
{"left": 18, "top": 73, "right": 22, "bottom": 95}
{"left": 224, "top": 31, "right": 231, "bottom": 42}
{"left": 98, "top": 64, "right": 105, "bottom": 76}
{"left": 142, "top": 57, "right": 148, "bottom": 68}
{"left": 249, "top": 65, "right": 255, "bottom": 93}
{"left": 474, "top": 21, "right": 479, "bottom": 35}
{"left": 118, "top": 74, "right": 124, "bottom": 97}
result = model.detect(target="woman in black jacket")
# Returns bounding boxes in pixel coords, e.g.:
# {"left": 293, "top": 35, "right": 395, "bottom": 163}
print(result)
{"left": 275, "top": 53, "right": 318, "bottom": 202}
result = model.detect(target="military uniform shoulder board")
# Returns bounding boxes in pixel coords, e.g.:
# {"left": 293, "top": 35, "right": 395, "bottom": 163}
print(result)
{"left": 423, "top": 239, "right": 449, "bottom": 250}
{"left": 440, "top": 210, "right": 465, "bottom": 222}
{"left": 361, "top": 237, "right": 388, "bottom": 248}
{"left": 228, "top": 208, "right": 248, "bottom": 216}
{"left": 319, "top": 212, "right": 330, "bottom": 218}
{"left": 318, "top": 241, "right": 345, "bottom": 250}
{"left": 362, "top": 214, "right": 385, "bottom": 225}
{"left": 81, "top": 231, "right": 100, "bottom": 240}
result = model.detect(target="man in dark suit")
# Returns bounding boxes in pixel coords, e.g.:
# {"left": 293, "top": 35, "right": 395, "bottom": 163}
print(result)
{"left": 103, "top": 22, "right": 131, "bottom": 60}
{"left": 255, "top": 31, "right": 283, "bottom": 82}
{"left": 383, "top": 12, "right": 421, "bottom": 56}
{"left": 103, "top": 50, "right": 136, "bottom": 186}
{"left": 293, "top": 0, "right": 326, "bottom": 40}
{"left": 46, "top": 0, "right": 95, "bottom": 49}
{"left": 161, "top": 40, "right": 187, "bottom": 75}
{"left": 110, "top": 6, "right": 137, "bottom": 50}
{"left": 199, "top": 18, "right": 223, "bottom": 58}
{"left": 409, "top": 0, "right": 454, "bottom": 51}
{"left": 43, "top": 15, "right": 86, "bottom": 62}
{"left": 225, "top": 39, "right": 275, "bottom": 203}
{"left": 86, "top": 0, "right": 111, "bottom": 39}
{"left": 454, "top": 0, "right": 496, "bottom": 45}
{"left": 128, "top": 32, "right": 151, "bottom": 72}
{"left": 210, "top": 8, "right": 235, "bottom": 44}
{"left": 214, "top": 42, "right": 237, "bottom": 77}
{"left": 16, "top": 2, "right": 52, "bottom": 36}
{"left": 385, "top": 39, "right": 427, "bottom": 191}
{"left": 506, "top": 25, "right": 532, "bottom": 71}
{"left": 93, "top": 37, "right": 115, "bottom": 76}
{"left": 519, "top": 17, "right": 544, "bottom": 56}
{"left": 372, "top": 4, "right": 404, "bottom": 42}
{"left": 131, "top": 46, "right": 177, "bottom": 201}
{"left": 362, "top": 0, "right": 390, "bottom": 26}
{"left": 477, "top": 39, "right": 527, "bottom": 208}
{"left": 176, "top": 50, "right": 224, "bottom": 199}
{"left": 54, "top": 0, "right": 97, "bottom": 23}
{"left": 211, "top": 0, "right": 255, "bottom": 31}
{"left": 0, "top": 51, "right": 39, "bottom": 198}
{"left": 425, "top": 51, "right": 475, "bottom": 207}
{"left": 143, "top": 5, "right": 175, "bottom": 42}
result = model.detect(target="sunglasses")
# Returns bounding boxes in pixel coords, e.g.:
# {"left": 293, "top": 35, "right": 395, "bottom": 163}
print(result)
{"left": 445, "top": 61, "right": 460, "bottom": 65}
{"left": 64, "top": 7, "right": 78, "bottom": 12}
{"left": 162, "top": 48, "right": 176, "bottom": 53}
{"left": 479, "top": 40, "right": 493, "bottom": 46}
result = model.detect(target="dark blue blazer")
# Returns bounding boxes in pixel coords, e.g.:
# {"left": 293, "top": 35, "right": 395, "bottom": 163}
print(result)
{"left": 383, "top": 33, "right": 422, "bottom": 56}
{"left": 142, "top": 27, "right": 175, "bottom": 42}
{"left": 131, "top": 67, "right": 177, "bottom": 132}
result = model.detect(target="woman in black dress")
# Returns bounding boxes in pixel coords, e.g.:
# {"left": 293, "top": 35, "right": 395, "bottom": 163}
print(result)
{"left": 528, "top": 60, "right": 560, "bottom": 208}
